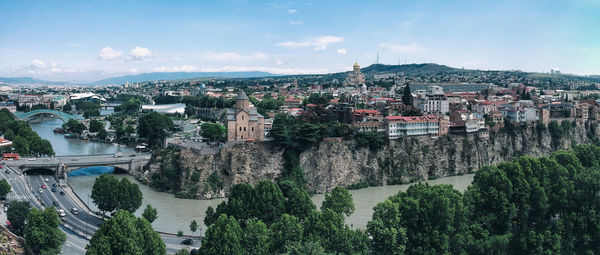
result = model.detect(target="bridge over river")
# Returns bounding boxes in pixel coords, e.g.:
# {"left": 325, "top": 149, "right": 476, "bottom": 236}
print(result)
{"left": 14, "top": 109, "right": 82, "bottom": 122}
{"left": 4, "top": 152, "right": 151, "bottom": 178}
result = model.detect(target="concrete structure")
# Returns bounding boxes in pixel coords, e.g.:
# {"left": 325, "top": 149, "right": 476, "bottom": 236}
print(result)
{"left": 141, "top": 103, "right": 186, "bottom": 114}
{"left": 226, "top": 91, "right": 264, "bottom": 141}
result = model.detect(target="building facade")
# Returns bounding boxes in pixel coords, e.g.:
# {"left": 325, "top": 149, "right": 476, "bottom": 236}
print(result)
{"left": 226, "top": 90, "right": 265, "bottom": 142}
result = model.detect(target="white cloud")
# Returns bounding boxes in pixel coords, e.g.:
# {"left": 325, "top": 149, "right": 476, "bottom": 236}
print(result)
{"left": 129, "top": 68, "right": 139, "bottom": 73}
{"left": 276, "top": 60, "right": 284, "bottom": 65}
{"left": 277, "top": 36, "right": 344, "bottom": 51}
{"left": 31, "top": 59, "right": 47, "bottom": 68}
{"left": 288, "top": 9, "right": 297, "bottom": 13}
{"left": 129, "top": 46, "right": 154, "bottom": 61}
{"left": 98, "top": 47, "right": 123, "bottom": 60}
{"left": 380, "top": 42, "right": 427, "bottom": 54}
{"left": 289, "top": 20, "right": 303, "bottom": 25}
{"left": 202, "top": 52, "right": 269, "bottom": 62}
{"left": 197, "top": 66, "right": 327, "bottom": 75}
{"left": 337, "top": 48, "right": 347, "bottom": 54}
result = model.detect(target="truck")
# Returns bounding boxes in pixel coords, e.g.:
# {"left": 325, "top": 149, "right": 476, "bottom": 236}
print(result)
{"left": 113, "top": 152, "right": 123, "bottom": 158}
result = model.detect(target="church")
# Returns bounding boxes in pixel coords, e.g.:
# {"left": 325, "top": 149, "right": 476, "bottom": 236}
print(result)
{"left": 344, "top": 62, "right": 365, "bottom": 86}
{"left": 226, "top": 90, "right": 265, "bottom": 142}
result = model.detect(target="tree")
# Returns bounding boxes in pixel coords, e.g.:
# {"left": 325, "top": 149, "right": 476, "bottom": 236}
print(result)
{"left": 189, "top": 219, "right": 198, "bottom": 236}
{"left": 402, "top": 83, "right": 413, "bottom": 106}
{"left": 142, "top": 204, "right": 158, "bottom": 223}
{"left": 367, "top": 200, "right": 407, "bottom": 255}
{"left": 91, "top": 174, "right": 143, "bottom": 215}
{"left": 285, "top": 241, "right": 328, "bottom": 255}
{"left": 86, "top": 210, "right": 166, "bottom": 255}
{"left": 285, "top": 185, "right": 316, "bottom": 220}
{"left": 321, "top": 186, "right": 355, "bottom": 217}
{"left": 242, "top": 219, "right": 270, "bottom": 255}
{"left": 201, "top": 123, "right": 226, "bottom": 142}
{"left": 62, "top": 103, "right": 72, "bottom": 112}
{"left": 24, "top": 207, "right": 66, "bottom": 255}
{"left": 270, "top": 214, "right": 304, "bottom": 254}
{"left": 137, "top": 111, "right": 173, "bottom": 147}
{"left": 200, "top": 214, "right": 244, "bottom": 255}
{"left": 12, "top": 135, "right": 29, "bottom": 155}
{"left": 62, "top": 119, "right": 87, "bottom": 134}
{"left": 89, "top": 119, "right": 104, "bottom": 133}
{"left": 0, "top": 179, "right": 11, "bottom": 199}
{"left": 97, "top": 128, "right": 108, "bottom": 140}
{"left": 6, "top": 200, "right": 30, "bottom": 236}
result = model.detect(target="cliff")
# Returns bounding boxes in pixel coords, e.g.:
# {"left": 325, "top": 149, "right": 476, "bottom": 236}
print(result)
{"left": 139, "top": 121, "right": 599, "bottom": 198}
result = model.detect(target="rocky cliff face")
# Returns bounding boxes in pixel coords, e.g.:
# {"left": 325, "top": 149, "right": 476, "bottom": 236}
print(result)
{"left": 140, "top": 121, "right": 599, "bottom": 198}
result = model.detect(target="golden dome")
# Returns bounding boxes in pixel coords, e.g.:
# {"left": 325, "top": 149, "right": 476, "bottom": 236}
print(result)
{"left": 353, "top": 61, "right": 360, "bottom": 67}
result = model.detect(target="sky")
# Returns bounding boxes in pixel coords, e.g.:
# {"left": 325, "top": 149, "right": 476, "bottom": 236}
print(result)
{"left": 0, "top": 0, "right": 599, "bottom": 82}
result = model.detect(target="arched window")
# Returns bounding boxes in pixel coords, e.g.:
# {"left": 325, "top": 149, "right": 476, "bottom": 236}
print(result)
{"left": 242, "top": 115, "right": 244, "bottom": 120}
{"left": 239, "top": 127, "right": 242, "bottom": 131}
{"left": 252, "top": 127, "right": 254, "bottom": 131}
{"left": 244, "top": 127, "right": 246, "bottom": 131}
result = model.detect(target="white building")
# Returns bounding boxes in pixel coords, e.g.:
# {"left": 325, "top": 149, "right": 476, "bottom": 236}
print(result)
{"left": 386, "top": 116, "right": 440, "bottom": 139}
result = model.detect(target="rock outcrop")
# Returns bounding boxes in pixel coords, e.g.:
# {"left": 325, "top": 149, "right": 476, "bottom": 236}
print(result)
{"left": 140, "top": 121, "right": 599, "bottom": 198}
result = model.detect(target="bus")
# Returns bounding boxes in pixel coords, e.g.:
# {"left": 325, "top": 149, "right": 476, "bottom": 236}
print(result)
{"left": 2, "top": 153, "right": 19, "bottom": 160}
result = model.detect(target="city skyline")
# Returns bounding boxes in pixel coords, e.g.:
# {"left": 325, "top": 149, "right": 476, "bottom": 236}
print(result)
{"left": 1, "top": 0, "right": 599, "bottom": 82}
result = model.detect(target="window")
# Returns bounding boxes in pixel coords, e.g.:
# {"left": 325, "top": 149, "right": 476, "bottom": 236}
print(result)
{"left": 242, "top": 115, "right": 244, "bottom": 120}
{"left": 239, "top": 127, "right": 242, "bottom": 131}
{"left": 244, "top": 127, "right": 246, "bottom": 131}
{"left": 252, "top": 127, "right": 254, "bottom": 131}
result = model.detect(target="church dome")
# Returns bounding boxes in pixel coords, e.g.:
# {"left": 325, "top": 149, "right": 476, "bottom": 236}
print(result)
{"left": 353, "top": 62, "right": 360, "bottom": 67}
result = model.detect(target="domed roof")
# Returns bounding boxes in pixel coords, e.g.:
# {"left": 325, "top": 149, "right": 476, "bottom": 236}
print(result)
{"left": 353, "top": 61, "right": 360, "bottom": 67}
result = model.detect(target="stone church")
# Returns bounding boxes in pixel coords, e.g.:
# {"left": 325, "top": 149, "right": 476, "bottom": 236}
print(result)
{"left": 226, "top": 90, "right": 265, "bottom": 141}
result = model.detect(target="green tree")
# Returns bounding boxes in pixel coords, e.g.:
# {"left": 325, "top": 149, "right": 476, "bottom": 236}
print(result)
{"left": 367, "top": 200, "right": 407, "bottom": 255}
{"left": 201, "top": 123, "right": 227, "bottom": 142}
{"left": 201, "top": 214, "right": 244, "bottom": 255}
{"left": 62, "top": 103, "right": 72, "bottom": 112}
{"left": 189, "top": 219, "right": 198, "bottom": 236}
{"left": 285, "top": 242, "right": 328, "bottom": 255}
{"left": 86, "top": 210, "right": 166, "bottom": 255}
{"left": 24, "top": 207, "right": 66, "bottom": 255}
{"left": 254, "top": 180, "right": 286, "bottom": 225}
{"left": 62, "top": 119, "right": 87, "bottom": 134}
{"left": 6, "top": 200, "right": 30, "bottom": 236}
{"left": 242, "top": 219, "right": 270, "bottom": 255}
{"left": 89, "top": 119, "right": 104, "bottom": 133}
{"left": 137, "top": 111, "right": 173, "bottom": 147}
{"left": 321, "top": 186, "right": 355, "bottom": 217}
{"left": 96, "top": 128, "right": 108, "bottom": 140}
{"left": 0, "top": 179, "right": 11, "bottom": 199}
{"left": 285, "top": 186, "right": 316, "bottom": 220}
{"left": 142, "top": 204, "right": 158, "bottom": 223}
{"left": 91, "top": 174, "right": 143, "bottom": 214}
{"left": 3, "top": 129, "right": 14, "bottom": 141}
{"left": 116, "top": 177, "right": 143, "bottom": 213}
{"left": 402, "top": 83, "right": 413, "bottom": 106}
{"left": 270, "top": 214, "right": 304, "bottom": 254}
{"left": 12, "top": 135, "right": 29, "bottom": 155}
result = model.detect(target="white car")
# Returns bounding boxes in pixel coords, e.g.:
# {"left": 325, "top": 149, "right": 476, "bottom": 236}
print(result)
{"left": 27, "top": 158, "right": 36, "bottom": 161}
{"left": 38, "top": 189, "right": 43, "bottom": 194}
{"left": 57, "top": 209, "right": 66, "bottom": 217}
{"left": 44, "top": 178, "right": 49, "bottom": 182}
{"left": 71, "top": 208, "right": 79, "bottom": 214}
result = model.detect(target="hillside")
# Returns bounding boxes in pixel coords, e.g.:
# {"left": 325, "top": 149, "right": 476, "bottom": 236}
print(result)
{"left": 360, "top": 63, "right": 469, "bottom": 75}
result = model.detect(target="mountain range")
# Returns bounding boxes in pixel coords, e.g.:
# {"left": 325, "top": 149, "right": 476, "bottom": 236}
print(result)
{"left": 0, "top": 63, "right": 597, "bottom": 86}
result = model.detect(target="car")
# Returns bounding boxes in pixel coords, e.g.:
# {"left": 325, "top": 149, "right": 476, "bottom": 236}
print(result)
{"left": 52, "top": 201, "right": 59, "bottom": 206}
{"left": 129, "top": 154, "right": 136, "bottom": 157}
{"left": 4, "top": 170, "right": 8, "bottom": 174}
{"left": 180, "top": 238, "right": 193, "bottom": 245}
{"left": 52, "top": 183, "right": 58, "bottom": 187}
{"left": 51, "top": 187, "right": 57, "bottom": 192}
{"left": 38, "top": 189, "right": 43, "bottom": 194}
{"left": 0, "top": 165, "right": 3, "bottom": 169}
{"left": 71, "top": 158, "right": 79, "bottom": 161}
{"left": 41, "top": 184, "right": 47, "bottom": 189}
{"left": 27, "top": 158, "right": 36, "bottom": 161}
{"left": 59, "top": 191, "right": 65, "bottom": 196}
{"left": 71, "top": 208, "right": 79, "bottom": 214}
{"left": 57, "top": 209, "right": 66, "bottom": 217}
{"left": 44, "top": 178, "right": 49, "bottom": 182}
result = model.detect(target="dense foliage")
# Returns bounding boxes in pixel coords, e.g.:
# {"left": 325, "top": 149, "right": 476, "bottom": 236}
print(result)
{"left": 368, "top": 144, "right": 600, "bottom": 254}
{"left": 91, "top": 174, "right": 143, "bottom": 215}
{"left": 114, "top": 98, "right": 142, "bottom": 113}
{"left": 88, "top": 119, "right": 104, "bottom": 133}
{"left": 142, "top": 204, "right": 158, "bottom": 223}
{"left": 62, "top": 119, "right": 87, "bottom": 134}
{"left": 6, "top": 200, "right": 31, "bottom": 236}
{"left": 86, "top": 210, "right": 165, "bottom": 255}
{"left": 203, "top": 181, "right": 368, "bottom": 254}
{"left": 201, "top": 123, "right": 226, "bottom": 142}
{"left": 0, "top": 109, "right": 54, "bottom": 156}
{"left": 137, "top": 111, "right": 174, "bottom": 147}
{"left": 74, "top": 101, "right": 101, "bottom": 118}
{"left": 0, "top": 179, "right": 11, "bottom": 199}
{"left": 24, "top": 207, "right": 66, "bottom": 255}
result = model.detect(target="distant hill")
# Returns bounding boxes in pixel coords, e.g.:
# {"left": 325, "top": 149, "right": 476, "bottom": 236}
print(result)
{"left": 359, "top": 63, "right": 470, "bottom": 76}
{"left": 89, "top": 71, "right": 278, "bottom": 85}
{"left": 0, "top": 77, "right": 71, "bottom": 86}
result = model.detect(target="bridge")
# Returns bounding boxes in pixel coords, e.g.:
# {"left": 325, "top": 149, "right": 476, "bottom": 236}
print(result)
{"left": 14, "top": 109, "right": 82, "bottom": 122}
{"left": 4, "top": 152, "right": 151, "bottom": 179}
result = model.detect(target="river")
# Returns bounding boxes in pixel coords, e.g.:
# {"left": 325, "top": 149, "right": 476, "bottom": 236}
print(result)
{"left": 30, "top": 117, "right": 475, "bottom": 235}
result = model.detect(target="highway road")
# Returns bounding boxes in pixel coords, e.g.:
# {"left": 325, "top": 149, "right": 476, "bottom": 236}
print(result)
{"left": 1, "top": 167, "right": 200, "bottom": 254}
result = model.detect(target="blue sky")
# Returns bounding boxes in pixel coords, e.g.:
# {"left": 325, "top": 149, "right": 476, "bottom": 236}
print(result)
{"left": 0, "top": 0, "right": 599, "bottom": 81}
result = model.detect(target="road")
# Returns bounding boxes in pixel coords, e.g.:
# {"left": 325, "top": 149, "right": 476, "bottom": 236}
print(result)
{"left": 1, "top": 167, "right": 200, "bottom": 254}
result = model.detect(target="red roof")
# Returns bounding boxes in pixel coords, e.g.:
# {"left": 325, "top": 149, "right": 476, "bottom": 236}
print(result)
{"left": 285, "top": 99, "right": 302, "bottom": 102}
{"left": 386, "top": 115, "right": 439, "bottom": 122}
{"left": 353, "top": 109, "right": 380, "bottom": 115}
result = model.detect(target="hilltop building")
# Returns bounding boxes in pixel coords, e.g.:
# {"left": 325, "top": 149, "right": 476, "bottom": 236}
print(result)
{"left": 345, "top": 62, "right": 365, "bottom": 86}
{"left": 226, "top": 90, "right": 265, "bottom": 142}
